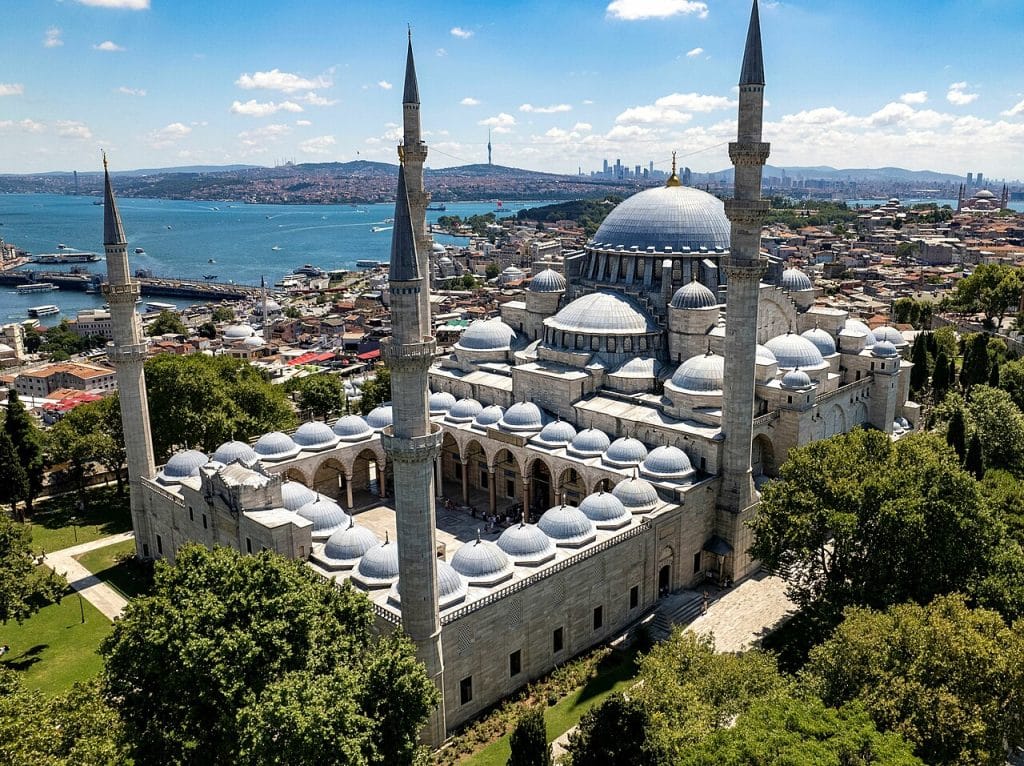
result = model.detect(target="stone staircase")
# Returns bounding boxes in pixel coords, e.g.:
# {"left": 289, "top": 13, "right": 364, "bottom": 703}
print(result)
{"left": 647, "top": 590, "right": 705, "bottom": 641}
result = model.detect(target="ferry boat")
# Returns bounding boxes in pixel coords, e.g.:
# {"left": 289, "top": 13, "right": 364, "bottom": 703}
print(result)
{"left": 356, "top": 259, "right": 382, "bottom": 268}
{"left": 135, "top": 248, "right": 145, "bottom": 254}
{"left": 271, "top": 245, "right": 282, "bottom": 251}
{"left": 371, "top": 226, "right": 393, "bottom": 233}
{"left": 30, "top": 251, "right": 100, "bottom": 264}
{"left": 203, "top": 274, "right": 218, "bottom": 280}
{"left": 292, "top": 264, "right": 326, "bottom": 278}
{"left": 426, "top": 203, "right": 446, "bottom": 212}
{"left": 146, "top": 301, "right": 177, "bottom": 312}
{"left": 17, "top": 282, "right": 58, "bottom": 294}
{"left": 28, "top": 305, "right": 60, "bottom": 317}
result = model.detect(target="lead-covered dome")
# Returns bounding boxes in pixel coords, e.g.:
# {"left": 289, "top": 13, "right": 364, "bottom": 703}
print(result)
{"left": 499, "top": 402, "right": 545, "bottom": 432}
{"left": 293, "top": 421, "right": 339, "bottom": 451}
{"left": 533, "top": 419, "right": 577, "bottom": 448}
{"left": 612, "top": 476, "right": 660, "bottom": 512}
{"left": 497, "top": 522, "right": 557, "bottom": 566}
{"left": 781, "top": 267, "right": 813, "bottom": 292}
{"left": 450, "top": 537, "right": 514, "bottom": 586}
{"left": 365, "top": 405, "right": 393, "bottom": 431}
{"left": 765, "top": 332, "right": 826, "bottom": 370}
{"left": 253, "top": 431, "right": 299, "bottom": 462}
{"left": 871, "top": 340, "right": 899, "bottom": 358}
{"left": 212, "top": 440, "right": 258, "bottom": 466}
{"left": 457, "top": 318, "right": 516, "bottom": 351}
{"left": 391, "top": 560, "right": 467, "bottom": 610}
{"left": 332, "top": 414, "right": 373, "bottom": 441}
{"left": 801, "top": 327, "right": 837, "bottom": 357}
{"left": 547, "top": 291, "right": 657, "bottom": 336}
{"left": 567, "top": 428, "right": 611, "bottom": 458}
{"left": 323, "top": 521, "right": 380, "bottom": 567}
{"left": 844, "top": 319, "right": 877, "bottom": 347}
{"left": 602, "top": 437, "right": 648, "bottom": 468}
{"left": 668, "top": 352, "right": 725, "bottom": 393}
{"left": 592, "top": 186, "right": 730, "bottom": 252}
{"left": 781, "top": 368, "right": 814, "bottom": 390}
{"left": 158, "top": 449, "right": 208, "bottom": 483}
{"left": 538, "top": 504, "right": 597, "bottom": 547}
{"left": 296, "top": 497, "right": 350, "bottom": 539}
{"left": 578, "top": 492, "right": 631, "bottom": 530}
{"left": 223, "top": 323, "right": 256, "bottom": 340}
{"left": 354, "top": 538, "right": 400, "bottom": 587}
{"left": 474, "top": 404, "right": 505, "bottom": 428}
{"left": 528, "top": 268, "right": 567, "bottom": 293}
{"left": 671, "top": 279, "right": 719, "bottom": 310}
{"left": 871, "top": 325, "right": 907, "bottom": 347}
{"left": 281, "top": 480, "right": 316, "bottom": 511}
{"left": 446, "top": 397, "right": 483, "bottom": 424}
{"left": 429, "top": 391, "right": 457, "bottom": 414}
{"left": 641, "top": 445, "right": 695, "bottom": 481}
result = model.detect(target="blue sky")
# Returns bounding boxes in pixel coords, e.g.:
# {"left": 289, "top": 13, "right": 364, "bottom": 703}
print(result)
{"left": 2, "top": 0, "right": 1023, "bottom": 179}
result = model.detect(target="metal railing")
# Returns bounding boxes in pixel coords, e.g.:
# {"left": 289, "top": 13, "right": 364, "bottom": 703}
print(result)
{"left": 815, "top": 377, "right": 872, "bottom": 405}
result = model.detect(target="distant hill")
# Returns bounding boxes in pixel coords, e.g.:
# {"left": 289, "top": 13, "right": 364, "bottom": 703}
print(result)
{"left": 706, "top": 165, "right": 967, "bottom": 184}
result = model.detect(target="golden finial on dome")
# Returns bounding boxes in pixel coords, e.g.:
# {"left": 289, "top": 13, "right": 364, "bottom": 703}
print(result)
{"left": 397, "top": 143, "right": 405, "bottom": 164}
{"left": 665, "top": 151, "right": 681, "bottom": 187}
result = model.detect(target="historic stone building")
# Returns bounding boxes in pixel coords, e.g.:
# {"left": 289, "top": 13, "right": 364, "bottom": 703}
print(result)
{"left": 116, "top": 4, "right": 918, "bottom": 742}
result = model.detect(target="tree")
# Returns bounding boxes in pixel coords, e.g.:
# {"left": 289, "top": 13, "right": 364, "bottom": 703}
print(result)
{"left": 296, "top": 374, "right": 347, "bottom": 420}
{"left": 3, "top": 390, "right": 45, "bottom": 519}
{"left": 357, "top": 367, "right": 391, "bottom": 415}
{"left": 101, "top": 545, "right": 437, "bottom": 766}
{"left": 962, "top": 386, "right": 1024, "bottom": 474}
{"left": 284, "top": 305, "right": 302, "bottom": 319}
{"left": 508, "top": 707, "right": 552, "bottom": 766}
{"left": 211, "top": 305, "right": 235, "bottom": 323}
{"left": 147, "top": 309, "right": 187, "bottom": 337}
{"left": 964, "top": 432, "right": 985, "bottom": 478}
{"left": 945, "top": 406, "right": 966, "bottom": 460}
{"left": 749, "top": 430, "right": 1001, "bottom": 615}
{"left": 0, "top": 513, "right": 65, "bottom": 623}
{"left": 564, "top": 693, "right": 668, "bottom": 766}
{"left": 931, "top": 352, "right": 951, "bottom": 401}
{"left": 909, "top": 334, "right": 930, "bottom": 395}
{"left": 48, "top": 397, "right": 127, "bottom": 494}
{"left": 461, "top": 273, "right": 478, "bottom": 289}
{"left": 960, "top": 333, "right": 991, "bottom": 390}
{"left": 197, "top": 320, "right": 217, "bottom": 339}
{"left": 0, "top": 431, "right": 29, "bottom": 521}
{"left": 804, "top": 595, "right": 1024, "bottom": 766}
{"left": 485, "top": 263, "right": 501, "bottom": 279}
{"left": 942, "top": 263, "right": 1023, "bottom": 327}
{"left": 998, "top": 358, "right": 1024, "bottom": 410}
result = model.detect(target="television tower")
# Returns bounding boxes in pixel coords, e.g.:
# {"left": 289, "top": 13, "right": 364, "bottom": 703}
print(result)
{"left": 487, "top": 129, "right": 492, "bottom": 165}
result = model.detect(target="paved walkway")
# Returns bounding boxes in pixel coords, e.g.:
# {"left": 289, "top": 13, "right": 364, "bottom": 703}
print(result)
{"left": 43, "top": 533, "right": 135, "bottom": 621}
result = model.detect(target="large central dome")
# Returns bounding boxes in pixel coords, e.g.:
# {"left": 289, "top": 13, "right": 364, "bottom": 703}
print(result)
{"left": 593, "top": 185, "right": 730, "bottom": 252}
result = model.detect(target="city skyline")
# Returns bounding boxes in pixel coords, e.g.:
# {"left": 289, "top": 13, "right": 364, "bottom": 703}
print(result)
{"left": 2, "top": 0, "right": 1024, "bottom": 178}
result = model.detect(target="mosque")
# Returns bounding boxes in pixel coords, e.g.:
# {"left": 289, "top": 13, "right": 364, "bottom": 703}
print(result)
{"left": 104, "top": 3, "right": 917, "bottom": 744}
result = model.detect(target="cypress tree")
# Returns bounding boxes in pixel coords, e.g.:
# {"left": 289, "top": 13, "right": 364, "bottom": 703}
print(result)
{"left": 3, "top": 390, "right": 44, "bottom": 519}
{"left": 910, "top": 334, "right": 930, "bottom": 395}
{"left": 0, "top": 430, "right": 29, "bottom": 520}
{"left": 508, "top": 707, "right": 552, "bottom": 766}
{"left": 926, "top": 331, "right": 937, "bottom": 355}
{"left": 961, "top": 333, "right": 990, "bottom": 390}
{"left": 932, "top": 352, "right": 950, "bottom": 401}
{"left": 965, "top": 432, "right": 985, "bottom": 479}
{"left": 989, "top": 357, "right": 1001, "bottom": 388}
{"left": 946, "top": 408, "right": 967, "bottom": 460}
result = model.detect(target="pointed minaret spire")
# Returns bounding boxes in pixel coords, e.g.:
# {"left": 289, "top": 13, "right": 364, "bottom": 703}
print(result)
{"left": 102, "top": 152, "right": 126, "bottom": 246}
{"left": 389, "top": 161, "right": 421, "bottom": 283}
{"left": 739, "top": 0, "right": 765, "bottom": 86}
{"left": 403, "top": 26, "right": 420, "bottom": 105}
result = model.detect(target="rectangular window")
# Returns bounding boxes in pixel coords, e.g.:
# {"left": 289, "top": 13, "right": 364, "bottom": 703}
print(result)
{"left": 629, "top": 585, "right": 639, "bottom": 610}
{"left": 480, "top": 469, "right": 489, "bottom": 488}
{"left": 693, "top": 551, "right": 702, "bottom": 574}
{"left": 553, "top": 627, "right": 564, "bottom": 654}
{"left": 156, "top": 535, "right": 163, "bottom": 555}
{"left": 506, "top": 479, "right": 516, "bottom": 498}
{"left": 202, "top": 514, "right": 208, "bottom": 529}
{"left": 593, "top": 606, "right": 603, "bottom": 631}
{"left": 188, "top": 508, "right": 194, "bottom": 521}
{"left": 460, "top": 676, "right": 473, "bottom": 705}
{"left": 509, "top": 650, "right": 521, "bottom": 677}
{"left": 142, "top": 544, "right": 150, "bottom": 558}
{"left": 246, "top": 538, "right": 252, "bottom": 554}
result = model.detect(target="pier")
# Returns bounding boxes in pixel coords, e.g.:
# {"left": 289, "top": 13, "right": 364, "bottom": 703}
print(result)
{"left": 0, "top": 270, "right": 261, "bottom": 301}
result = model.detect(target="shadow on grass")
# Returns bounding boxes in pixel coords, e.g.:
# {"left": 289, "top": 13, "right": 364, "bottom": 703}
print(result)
{"left": 97, "top": 558, "right": 153, "bottom": 600}
{"left": 28, "top": 486, "right": 132, "bottom": 551}
{"left": 568, "top": 650, "right": 640, "bottom": 712}
{"left": 2, "top": 643, "right": 48, "bottom": 672}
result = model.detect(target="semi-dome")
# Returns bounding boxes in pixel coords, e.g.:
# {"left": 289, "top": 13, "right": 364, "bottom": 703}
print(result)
{"left": 528, "top": 268, "right": 567, "bottom": 293}
{"left": 781, "top": 368, "right": 814, "bottom": 390}
{"left": 223, "top": 323, "right": 256, "bottom": 340}
{"left": 871, "top": 325, "right": 907, "bottom": 347}
{"left": 457, "top": 318, "right": 517, "bottom": 351}
{"left": 765, "top": 332, "right": 826, "bottom": 369}
{"left": 281, "top": 480, "right": 316, "bottom": 511}
{"left": 671, "top": 279, "right": 718, "bottom": 310}
{"left": 497, "top": 522, "right": 557, "bottom": 566}
{"left": 293, "top": 421, "right": 340, "bottom": 451}
{"left": 844, "top": 319, "right": 877, "bottom": 347}
{"left": 668, "top": 352, "right": 725, "bottom": 393}
{"left": 158, "top": 449, "right": 208, "bottom": 483}
{"left": 365, "top": 405, "right": 393, "bottom": 431}
{"left": 354, "top": 538, "right": 400, "bottom": 587}
{"left": 211, "top": 440, "right": 258, "bottom": 466}
{"left": 567, "top": 428, "right": 611, "bottom": 458}
{"left": 392, "top": 560, "right": 467, "bottom": 610}
{"left": 578, "top": 492, "right": 631, "bottom": 530}
{"left": 756, "top": 344, "right": 778, "bottom": 364}
{"left": 429, "top": 391, "right": 457, "bottom": 414}
{"left": 546, "top": 291, "right": 657, "bottom": 336}
{"left": 450, "top": 537, "right": 514, "bottom": 586}
{"left": 322, "top": 521, "right": 380, "bottom": 567}
{"left": 611, "top": 356, "right": 661, "bottom": 379}
{"left": 446, "top": 397, "right": 483, "bottom": 423}
{"left": 332, "top": 414, "right": 373, "bottom": 441}
{"left": 499, "top": 402, "right": 545, "bottom": 432}
{"left": 592, "top": 185, "right": 730, "bottom": 252}
{"left": 612, "top": 476, "right": 660, "bottom": 512}
{"left": 474, "top": 404, "right": 505, "bottom": 427}
{"left": 296, "top": 497, "right": 349, "bottom": 539}
{"left": 781, "top": 267, "right": 813, "bottom": 292}
{"left": 641, "top": 445, "right": 695, "bottom": 481}
{"left": 253, "top": 431, "right": 299, "bottom": 461}
{"left": 538, "top": 504, "right": 597, "bottom": 547}
{"left": 533, "top": 419, "right": 577, "bottom": 447}
{"left": 602, "top": 437, "right": 648, "bottom": 468}
{"left": 871, "top": 340, "right": 899, "bottom": 358}
{"left": 801, "top": 327, "right": 837, "bottom": 357}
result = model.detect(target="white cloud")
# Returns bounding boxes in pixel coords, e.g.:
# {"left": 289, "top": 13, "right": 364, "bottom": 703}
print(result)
{"left": 478, "top": 113, "right": 517, "bottom": 133}
{"left": 377, "top": 80, "right": 392, "bottom": 90}
{"left": 301, "top": 92, "right": 337, "bottom": 106}
{"left": 299, "top": 135, "right": 336, "bottom": 155}
{"left": 94, "top": 40, "right": 124, "bottom": 52}
{"left": 148, "top": 122, "right": 192, "bottom": 148}
{"left": 581, "top": 99, "right": 594, "bottom": 105}
{"left": 573, "top": 122, "right": 592, "bottom": 132}
{"left": 235, "top": 69, "right": 332, "bottom": 93}
{"left": 519, "top": 103, "right": 572, "bottom": 114}
{"left": 44, "top": 27, "right": 63, "bottom": 48}
{"left": 686, "top": 47, "right": 704, "bottom": 58}
{"left": 654, "top": 92, "right": 735, "bottom": 111}
{"left": 75, "top": 0, "right": 149, "bottom": 8}
{"left": 947, "top": 81, "right": 978, "bottom": 106}
{"left": 606, "top": 0, "right": 708, "bottom": 21}
{"left": 1001, "top": 98, "right": 1024, "bottom": 118}
{"left": 616, "top": 105, "right": 692, "bottom": 125}
{"left": 436, "top": 48, "right": 447, "bottom": 57}
{"left": 295, "top": 119, "right": 312, "bottom": 126}
{"left": 56, "top": 121, "right": 92, "bottom": 139}
{"left": 238, "top": 123, "right": 291, "bottom": 150}
{"left": 900, "top": 90, "right": 928, "bottom": 105}
{"left": 460, "top": 97, "right": 481, "bottom": 106}
{"left": 0, "top": 83, "right": 24, "bottom": 97}
{"left": 117, "top": 86, "right": 146, "bottom": 96}
{"left": 450, "top": 27, "right": 474, "bottom": 39}
{"left": 230, "top": 99, "right": 303, "bottom": 117}
{"left": 0, "top": 119, "right": 46, "bottom": 133}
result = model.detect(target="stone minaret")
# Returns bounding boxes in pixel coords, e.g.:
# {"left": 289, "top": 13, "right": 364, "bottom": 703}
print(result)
{"left": 101, "top": 155, "right": 157, "bottom": 558}
{"left": 720, "top": 1, "right": 769, "bottom": 518}
{"left": 957, "top": 183, "right": 965, "bottom": 213}
{"left": 261, "top": 275, "right": 271, "bottom": 343}
{"left": 1001, "top": 184, "right": 1010, "bottom": 211}
{"left": 402, "top": 29, "right": 433, "bottom": 329}
{"left": 381, "top": 159, "right": 446, "bottom": 743}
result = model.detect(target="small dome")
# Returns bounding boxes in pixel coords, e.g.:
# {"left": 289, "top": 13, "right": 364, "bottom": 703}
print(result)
{"left": 296, "top": 497, "right": 350, "bottom": 539}
{"left": 293, "top": 421, "right": 340, "bottom": 450}
{"left": 765, "top": 332, "right": 826, "bottom": 369}
{"left": 241, "top": 336, "right": 264, "bottom": 347}
{"left": 801, "top": 327, "right": 837, "bottom": 357}
{"left": 253, "top": 431, "right": 299, "bottom": 461}
{"left": 641, "top": 445, "right": 695, "bottom": 481}
{"left": 429, "top": 391, "right": 458, "bottom": 414}
{"left": 365, "top": 405, "right": 393, "bottom": 431}
{"left": 223, "top": 323, "right": 256, "bottom": 340}
{"left": 0, "top": 343, "right": 14, "bottom": 355}
{"left": 781, "top": 267, "right": 813, "bottom": 292}
{"left": 332, "top": 414, "right": 373, "bottom": 441}
{"left": 578, "top": 492, "right": 631, "bottom": 530}
{"left": 497, "top": 522, "right": 557, "bottom": 565}
{"left": 567, "top": 428, "right": 611, "bottom": 459}
{"left": 211, "top": 440, "right": 258, "bottom": 466}
{"left": 390, "top": 559, "right": 467, "bottom": 610}
{"left": 457, "top": 318, "right": 517, "bottom": 351}
{"left": 669, "top": 352, "right": 725, "bottom": 393}
{"left": 871, "top": 325, "right": 907, "bottom": 347}
{"left": 534, "top": 419, "right": 577, "bottom": 447}
{"left": 528, "top": 268, "right": 567, "bottom": 293}
{"left": 450, "top": 537, "right": 514, "bottom": 585}
{"left": 323, "top": 522, "right": 380, "bottom": 566}
{"left": 502, "top": 266, "right": 525, "bottom": 276}
{"left": 602, "top": 437, "right": 648, "bottom": 468}
{"left": 612, "top": 476, "right": 660, "bottom": 512}
{"left": 281, "top": 481, "right": 316, "bottom": 511}
{"left": 547, "top": 291, "right": 657, "bottom": 336}
{"left": 670, "top": 279, "right": 718, "bottom": 310}
{"left": 538, "top": 504, "right": 597, "bottom": 547}
{"left": 844, "top": 319, "right": 877, "bottom": 347}
{"left": 264, "top": 299, "right": 282, "bottom": 313}
{"left": 432, "top": 242, "right": 447, "bottom": 254}
{"left": 158, "top": 449, "right": 208, "bottom": 482}
{"left": 781, "top": 368, "right": 814, "bottom": 390}
{"left": 355, "top": 539, "right": 400, "bottom": 587}
{"left": 756, "top": 344, "right": 778, "bottom": 365}
{"left": 872, "top": 340, "right": 899, "bottom": 358}
{"left": 499, "top": 402, "right": 545, "bottom": 432}
{"left": 446, "top": 397, "right": 483, "bottom": 423}
{"left": 474, "top": 404, "right": 505, "bottom": 427}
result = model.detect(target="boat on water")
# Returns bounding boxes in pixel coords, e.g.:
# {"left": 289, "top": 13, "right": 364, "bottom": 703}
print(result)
{"left": 30, "top": 252, "right": 100, "bottom": 264}
{"left": 203, "top": 274, "right": 218, "bottom": 280}
{"left": 208, "top": 258, "right": 216, "bottom": 264}
{"left": 135, "top": 247, "right": 145, "bottom": 254}
{"left": 426, "top": 203, "right": 446, "bottom": 211}
{"left": 371, "top": 226, "right": 393, "bottom": 233}
{"left": 355, "top": 259, "right": 382, "bottom": 268}
{"left": 146, "top": 301, "right": 176, "bottom": 312}
{"left": 28, "top": 305, "right": 60, "bottom": 317}
{"left": 17, "top": 282, "right": 59, "bottom": 294}
{"left": 292, "top": 264, "right": 326, "bottom": 278}
{"left": 271, "top": 245, "right": 282, "bottom": 251}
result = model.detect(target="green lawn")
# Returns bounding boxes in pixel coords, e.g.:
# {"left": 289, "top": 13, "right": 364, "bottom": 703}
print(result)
{"left": 26, "top": 486, "right": 132, "bottom": 553}
{"left": 462, "top": 649, "right": 641, "bottom": 766}
{"left": 0, "top": 593, "right": 112, "bottom": 696}
{"left": 75, "top": 539, "right": 152, "bottom": 600}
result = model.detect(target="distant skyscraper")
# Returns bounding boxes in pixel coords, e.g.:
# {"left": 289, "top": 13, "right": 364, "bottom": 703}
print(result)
{"left": 649, "top": 160, "right": 654, "bottom": 175}
{"left": 635, "top": 164, "right": 642, "bottom": 178}
{"left": 615, "top": 158, "right": 622, "bottom": 179}
{"left": 683, "top": 166, "right": 692, "bottom": 186}
{"left": 603, "top": 159, "right": 609, "bottom": 175}
{"left": 967, "top": 172, "right": 974, "bottom": 185}
{"left": 977, "top": 172, "right": 984, "bottom": 186}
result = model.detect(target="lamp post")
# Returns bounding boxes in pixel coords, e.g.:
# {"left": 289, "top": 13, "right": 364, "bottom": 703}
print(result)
{"left": 69, "top": 515, "right": 78, "bottom": 544}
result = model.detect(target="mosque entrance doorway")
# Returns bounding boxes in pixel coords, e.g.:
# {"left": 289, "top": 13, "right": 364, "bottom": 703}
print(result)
{"left": 658, "top": 564, "right": 671, "bottom": 597}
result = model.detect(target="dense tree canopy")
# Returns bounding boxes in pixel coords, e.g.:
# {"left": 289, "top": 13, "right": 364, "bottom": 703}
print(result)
{"left": 293, "top": 373, "right": 347, "bottom": 420}
{"left": 49, "top": 396, "right": 126, "bottom": 493}
{"left": 22, "top": 320, "right": 107, "bottom": 360}
{"left": 508, "top": 706, "right": 551, "bottom": 766}
{"left": 357, "top": 367, "right": 391, "bottom": 415}
{"left": 4, "top": 390, "right": 46, "bottom": 517}
{"left": 564, "top": 693, "right": 668, "bottom": 766}
{"left": 941, "top": 263, "right": 1023, "bottom": 326}
{"left": 147, "top": 309, "right": 188, "bottom": 337}
{"left": 0, "top": 514, "right": 65, "bottom": 623}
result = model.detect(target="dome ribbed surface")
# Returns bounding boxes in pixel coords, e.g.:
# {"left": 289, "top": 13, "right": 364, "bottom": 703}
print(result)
{"left": 603, "top": 437, "right": 648, "bottom": 468}
{"left": 212, "top": 440, "right": 258, "bottom": 466}
{"left": 578, "top": 492, "right": 631, "bottom": 529}
{"left": 323, "top": 523, "right": 380, "bottom": 564}
{"left": 474, "top": 405, "right": 505, "bottom": 427}
{"left": 446, "top": 398, "right": 483, "bottom": 423}
{"left": 871, "top": 326, "right": 906, "bottom": 347}
{"left": 756, "top": 344, "right": 777, "bottom": 364}
{"left": 365, "top": 405, "right": 393, "bottom": 430}
{"left": 671, "top": 279, "right": 718, "bottom": 309}
{"left": 612, "top": 477, "right": 660, "bottom": 511}
{"left": 160, "top": 449, "right": 208, "bottom": 481}
{"left": 801, "top": 327, "right": 837, "bottom": 357}
{"left": 844, "top": 319, "right": 877, "bottom": 347}
{"left": 669, "top": 353, "right": 725, "bottom": 393}
{"left": 872, "top": 340, "right": 899, "bottom": 358}
{"left": 765, "top": 333, "right": 826, "bottom": 369}
{"left": 497, "top": 522, "right": 557, "bottom": 564}
{"left": 528, "top": 268, "right": 567, "bottom": 293}
{"left": 538, "top": 505, "right": 596, "bottom": 546}
{"left": 390, "top": 559, "right": 467, "bottom": 610}
{"left": 547, "top": 291, "right": 657, "bottom": 336}
{"left": 450, "top": 538, "right": 514, "bottom": 585}
{"left": 567, "top": 428, "right": 611, "bottom": 458}
{"left": 293, "top": 421, "right": 339, "bottom": 450}
{"left": 641, "top": 445, "right": 695, "bottom": 481}
{"left": 781, "top": 267, "right": 813, "bottom": 291}
{"left": 281, "top": 481, "right": 316, "bottom": 511}
{"left": 457, "top": 318, "right": 516, "bottom": 350}
{"left": 332, "top": 414, "right": 372, "bottom": 441}
{"left": 296, "top": 497, "right": 350, "bottom": 538}
{"left": 355, "top": 540, "right": 400, "bottom": 585}
{"left": 429, "top": 391, "right": 458, "bottom": 414}
{"left": 499, "top": 402, "right": 545, "bottom": 432}
{"left": 534, "top": 419, "right": 577, "bottom": 447}
{"left": 592, "top": 186, "right": 730, "bottom": 252}
{"left": 781, "top": 369, "right": 813, "bottom": 390}
{"left": 253, "top": 431, "right": 299, "bottom": 461}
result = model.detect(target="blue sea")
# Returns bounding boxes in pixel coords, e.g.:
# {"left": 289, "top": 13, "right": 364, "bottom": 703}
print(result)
{"left": 0, "top": 195, "right": 553, "bottom": 325}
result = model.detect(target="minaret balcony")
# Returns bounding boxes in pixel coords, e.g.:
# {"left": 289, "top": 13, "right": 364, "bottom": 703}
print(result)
{"left": 724, "top": 198, "right": 770, "bottom": 226}
{"left": 101, "top": 281, "right": 141, "bottom": 302}
{"left": 107, "top": 342, "right": 148, "bottom": 363}
{"left": 381, "top": 423, "right": 443, "bottom": 462}
{"left": 381, "top": 337, "right": 436, "bottom": 371}
{"left": 728, "top": 141, "right": 771, "bottom": 166}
